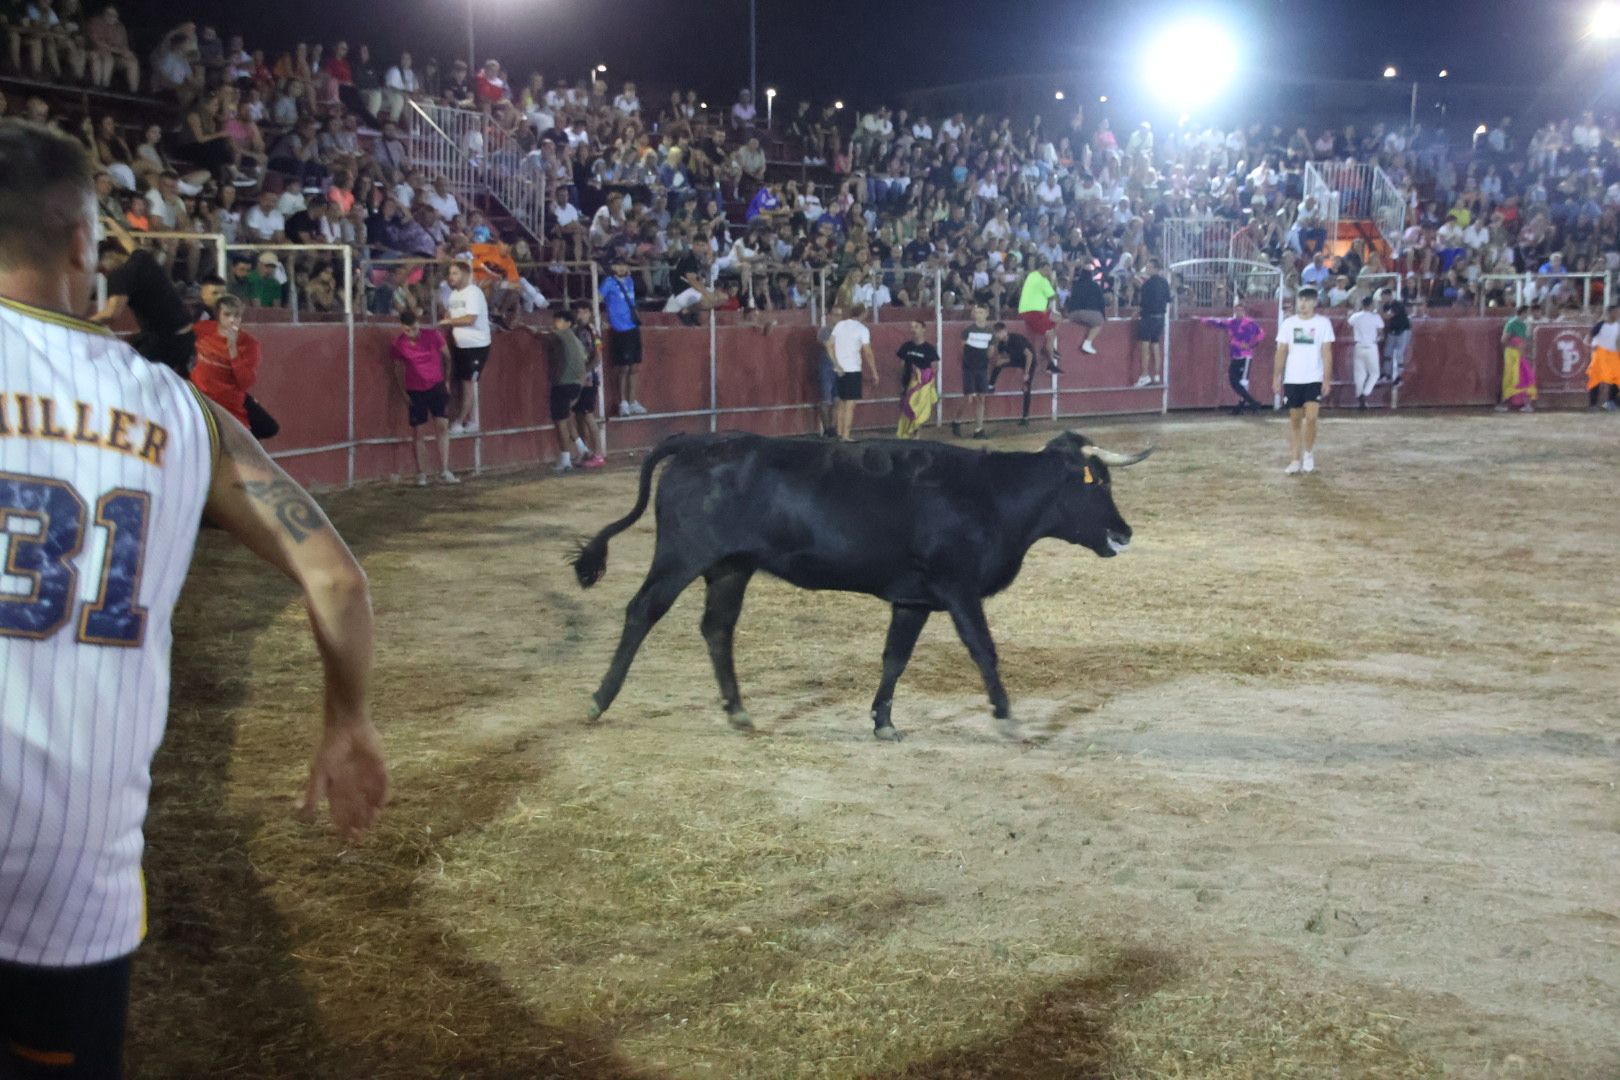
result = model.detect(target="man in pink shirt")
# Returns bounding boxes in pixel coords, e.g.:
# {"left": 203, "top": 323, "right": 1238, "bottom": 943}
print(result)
{"left": 390, "top": 309, "right": 459, "bottom": 486}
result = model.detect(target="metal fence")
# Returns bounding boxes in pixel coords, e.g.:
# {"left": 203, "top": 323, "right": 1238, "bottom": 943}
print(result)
{"left": 406, "top": 100, "right": 547, "bottom": 243}
{"left": 1476, "top": 271, "right": 1609, "bottom": 315}
{"left": 1161, "top": 218, "right": 1234, "bottom": 268}
{"left": 1301, "top": 161, "right": 1408, "bottom": 254}
{"left": 1167, "top": 258, "right": 1283, "bottom": 415}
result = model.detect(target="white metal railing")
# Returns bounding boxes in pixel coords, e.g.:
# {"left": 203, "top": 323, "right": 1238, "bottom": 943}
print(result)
{"left": 406, "top": 100, "right": 547, "bottom": 245}
{"left": 1477, "top": 271, "right": 1609, "bottom": 315}
{"left": 1161, "top": 218, "right": 1235, "bottom": 268}
{"left": 1302, "top": 161, "right": 1338, "bottom": 254}
{"left": 1167, "top": 258, "right": 1283, "bottom": 415}
{"left": 1369, "top": 165, "right": 1407, "bottom": 246}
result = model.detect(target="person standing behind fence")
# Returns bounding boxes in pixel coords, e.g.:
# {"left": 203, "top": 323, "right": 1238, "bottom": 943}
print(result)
{"left": 1346, "top": 296, "right": 1385, "bottom": 411}
{"left": 896, "top": 319, "right": 939, "bottom": 439}
{"left": 570, "top": 302, "right": 606, "bottom": 465}
{"left": 1135, "top": 258, "right": 1170, "bottom": 387}
{"left": 390, "top": 309, "right": 458, "bottom": 485}
{"left": 193, "top": 295, "right": 280, "bottom": 440}
{"left": 952, "top": 303, "right": 994, "bottom": 439}
{"left": 1588, "top": 304, "right": 1620, "bottom": 411}
{"left": 1273, "top": 286, "right": 1336, "bottom": 475}
{"left": 1497, "top": 305, "right": 1536, "bottom": 414}
{"left": 439, "top": 257, "right": 491, "bottom": 433}
{"left": 1199, "top": 303, "right": 1266, "bottom": 414}
{"left": 600, "top": 254, "right": 646, "bottom": 417}
{"left": 1380, "top": 288, "right": 1412, "bottom": 384}
{"left": 828, "top": 303, "right": 877, "bottom": 442}
{"left": 815, "top": 305, "right": 841, "bottom": 438}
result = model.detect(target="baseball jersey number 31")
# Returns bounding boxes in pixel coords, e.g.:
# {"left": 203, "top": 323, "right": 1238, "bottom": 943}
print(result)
{"left": 0, "top": 471, "right": 151, "bottom": 647}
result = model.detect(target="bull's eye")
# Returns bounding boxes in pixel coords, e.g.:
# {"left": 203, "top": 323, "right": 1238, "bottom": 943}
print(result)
{"left": 1082, "top": 465, "right": 1094, "bottom": 484}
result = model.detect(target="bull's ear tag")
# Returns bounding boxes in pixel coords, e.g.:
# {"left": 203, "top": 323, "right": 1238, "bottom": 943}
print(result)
{"left": 1082, "top": 465, "right": 1094, "bottom": 484}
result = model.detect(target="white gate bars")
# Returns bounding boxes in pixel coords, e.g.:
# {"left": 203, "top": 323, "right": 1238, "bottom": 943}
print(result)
{"left": 406, "top": 100, "right": 547, "bottom": 244}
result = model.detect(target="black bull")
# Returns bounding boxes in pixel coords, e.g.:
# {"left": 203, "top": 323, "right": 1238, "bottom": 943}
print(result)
{"left": 572, "top": 431, "right": 1150, "bottom": 740}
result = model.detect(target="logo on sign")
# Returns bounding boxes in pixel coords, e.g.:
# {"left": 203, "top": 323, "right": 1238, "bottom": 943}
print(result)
{"left": 1552, "top": 331, "right": 1589, "bottom": 378}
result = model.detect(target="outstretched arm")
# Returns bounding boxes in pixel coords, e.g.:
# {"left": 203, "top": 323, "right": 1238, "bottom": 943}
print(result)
{"left": 199, "top": 395, "right": 388, "bottom": 836}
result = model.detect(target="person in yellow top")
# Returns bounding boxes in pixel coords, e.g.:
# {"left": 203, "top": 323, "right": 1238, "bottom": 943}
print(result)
{"left": 1016, "top": 258, "right": 1063, "bottom": 376}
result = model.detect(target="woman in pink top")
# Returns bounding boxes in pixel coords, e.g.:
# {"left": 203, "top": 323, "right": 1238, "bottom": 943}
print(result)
{"left": 389, "top": 309, "right": 458, "bottom": 486}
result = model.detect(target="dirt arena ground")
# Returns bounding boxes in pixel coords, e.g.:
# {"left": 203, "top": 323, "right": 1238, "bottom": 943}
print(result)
{"left": 131, "top": 410, "right": 1618, "bottom": 1079}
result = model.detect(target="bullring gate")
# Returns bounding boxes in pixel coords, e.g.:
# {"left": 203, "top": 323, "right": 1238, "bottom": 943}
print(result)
{"left": 1165, "top": 258, "right": 1285, "bottom": 412}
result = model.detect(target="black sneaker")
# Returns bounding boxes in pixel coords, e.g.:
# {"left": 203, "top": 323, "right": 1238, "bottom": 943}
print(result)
{"left": 950, "top": 421, "right": 962, "bottom": 437}
{"left": 1017, "top": 417, "right": 1029, "bottom": 427}
{"left": 971, "top": 428, "right": 989, "bottom": 440}
{"left": 1046, "top": 360, "right": 1063, "bottom": 374}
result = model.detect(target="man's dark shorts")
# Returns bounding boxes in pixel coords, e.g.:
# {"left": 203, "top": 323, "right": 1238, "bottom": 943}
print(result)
{"left": 1284, "top": 381, "right": 1323, "bottom": 409}
{"left": 550, "top": 383, "right": 582, "bottom": 422}
{"left": 836, "top": 371, "right": 863, "bottom": 401}
{"left": 451, "top": 344, "right": 491, "bottom": 382}
{"left": 1135, "top": 315, "right": 1165, "bottom": 344}
{"left": 609, "top": 327, "right": 643, "bottom": 366}
{"left": 0, "top": 955, "right": 132, "bottom": 1080}
{"left": 573, "top": 384, "right": 598, "bottom": 415}
{"left": 407, "top": 381, "right": 450, "bottom": 427}
{"left": 130, "top": 327, "right": 196, "bottom": 378}
{"left": 961, "top": 359, "right": 990, "bottom": 396}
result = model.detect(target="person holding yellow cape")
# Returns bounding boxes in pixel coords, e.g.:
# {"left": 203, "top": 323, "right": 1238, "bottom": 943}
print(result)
{"left": 1496, "top": 305, "right": 1536, "bottom": 413}
{"left": 896, "top": 319, "right": 939, "bottom": 438}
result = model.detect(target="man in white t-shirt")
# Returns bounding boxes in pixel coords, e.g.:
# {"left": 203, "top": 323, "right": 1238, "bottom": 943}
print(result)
{"left": 438, "top": 259, "right": 492, "bottom": 432}
{"left": 1345, "top": 295, "right": 1385, "bottom": 411}
{"left": 828, "top": 304, "right": 878, "bottom": 441}
{"left": 1272, "top": 286, "right": 1336, "bottom": 475}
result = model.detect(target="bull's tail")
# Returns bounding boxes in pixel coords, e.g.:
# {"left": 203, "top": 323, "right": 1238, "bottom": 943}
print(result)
{"left": 570, "top": 436, "right": 689, "bottom": 588}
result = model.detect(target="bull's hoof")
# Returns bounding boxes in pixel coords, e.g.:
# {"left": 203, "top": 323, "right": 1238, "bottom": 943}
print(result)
{"left": 873, "top": 724, "right": 906, "bottom": 742}
{"left": 585, "top": 697, "right": 604, "bottom": 724}
{"left": 726, "top": 710, "right": 755, "bottom": 731}
{"left": 995, "top": 715, "right": 1022, "bottom": 741}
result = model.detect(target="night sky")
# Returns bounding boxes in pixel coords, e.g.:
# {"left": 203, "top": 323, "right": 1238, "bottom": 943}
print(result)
{"left": 110, "top": 0, "right": 1603, "bottom": 116}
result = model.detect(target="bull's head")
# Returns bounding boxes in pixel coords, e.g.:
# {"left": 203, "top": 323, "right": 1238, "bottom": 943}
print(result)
{"left": 1044, "top": 432, "right": 1152, "bottom": 558}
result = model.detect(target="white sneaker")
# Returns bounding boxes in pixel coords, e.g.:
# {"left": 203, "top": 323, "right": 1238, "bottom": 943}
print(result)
{"left": 463, "top": 420, "right": 480, "bottom": 433}
{"left": 440, "top": 470, "right": 460, "bottom": 484}
{"left": 618, "top": 400, "right": 632, "bottom": 417}
{"left": 629, "top": 400, "right": 649, "bottom": 415}
{"left": 1081, "top": 341, "right": 1098, "bottom": 355}
{"left": 450, "top": 421, "right": 465, "bottom": 435}
{"left": 1302, "top": 452, "right": 1316, "bottom": 473}
{"left": 416, "top": 473, "right": 429, "bottom": 487}
{"left": 1134, "top": 374, "right": 1153, "bottom": 388}
{"left": 553, "top": 457, "right": 574, "bottom": 474}
{"left": 1284, "top": 460, "right": 1302, "bottom": 475}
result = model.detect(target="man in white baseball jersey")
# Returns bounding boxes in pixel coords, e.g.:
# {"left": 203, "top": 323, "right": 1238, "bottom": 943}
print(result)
{"left": 0, "top": 121, "right": 388, "bottom": 1077}
{"left": 1346, "top": 295, "right": 1384, "bottom": 411}
{"left": 1272, "top": 286, "right": 1336, "bottom": 475}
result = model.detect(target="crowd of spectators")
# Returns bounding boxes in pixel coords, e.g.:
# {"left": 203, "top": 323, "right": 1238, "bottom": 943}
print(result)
{"left": 1, "top": 7, "right": 1617, "bottom": 326}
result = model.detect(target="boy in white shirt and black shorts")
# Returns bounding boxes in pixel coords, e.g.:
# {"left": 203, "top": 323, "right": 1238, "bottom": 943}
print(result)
{"left": 1273, "top": 286, "right": 1336, "bottom": 475}
{"left": 439, "top": 258, "right": 492, "bottom": 433}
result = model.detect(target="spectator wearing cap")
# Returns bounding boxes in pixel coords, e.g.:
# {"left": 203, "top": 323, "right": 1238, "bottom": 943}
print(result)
{"left": 444, "top": 58, "right": 475, "bottom": 108}
{"left": 599, "top": 254, "right": 644, "bottom": 415}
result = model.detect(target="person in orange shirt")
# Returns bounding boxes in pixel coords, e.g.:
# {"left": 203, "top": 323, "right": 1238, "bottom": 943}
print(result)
{"left": 193, "top": 295, "right": 280, "bottom": 438}
{"left": 471, "top": 235, "right": 521, "bottom": 327}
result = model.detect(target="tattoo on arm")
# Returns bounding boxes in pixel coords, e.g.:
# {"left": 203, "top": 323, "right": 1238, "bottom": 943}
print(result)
{"left": 240, "top": 476, "right": 323, "bottom": 542}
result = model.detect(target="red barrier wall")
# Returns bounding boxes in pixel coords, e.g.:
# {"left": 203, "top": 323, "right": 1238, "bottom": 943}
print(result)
{"left": 251, "top": 314, "right": 1551, "bottom": 488}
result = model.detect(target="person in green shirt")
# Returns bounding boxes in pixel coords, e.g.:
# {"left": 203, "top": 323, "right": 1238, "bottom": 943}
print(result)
{"left": 246, "top": 252, "right": 285, "bottom": 307}
{"left": 527, "top": 308, "right": 598, "bottom": 473}
{"left": 1015, "top": 258, "right": 1063, "bottom": 377}
{"left": 1497, "top": 305, "right": 1536, "bottom": 413}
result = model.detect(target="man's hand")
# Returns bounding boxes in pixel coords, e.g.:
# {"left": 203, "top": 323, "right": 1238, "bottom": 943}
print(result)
{"left": 300, "top": 718, "right": 389, "bottom": 837}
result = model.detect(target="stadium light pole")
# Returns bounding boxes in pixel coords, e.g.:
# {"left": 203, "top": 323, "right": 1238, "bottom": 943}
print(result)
{"left": 466, "top": 0, "right": 475, "bottom": 73}
{"left": 766, "top": 86, "right": 776, "bottom": 128}
{"left": 750, "top": 0, "right": 757, "bottom": 109}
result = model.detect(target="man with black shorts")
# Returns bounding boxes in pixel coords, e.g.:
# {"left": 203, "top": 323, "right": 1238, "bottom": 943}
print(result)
{"left": 390, "top": 308, "right": 458, "bottom": 485}
{"left": 952, "top": 304, "right": 994, "bottom": 439}
{"left": 1273, "top": 286, "right": 1337, "bottom": 475}
{"left": 542, "top": 308, "right": 601, "bottom": 472}
{"left": 439, "top": 257, "right": 491, "bottom": 433}
{"left": 90, "top": 221, "right": 195, "bottom": 377}
{"left": 1135, "top": 257, "right": 1171, "bottom": 387}
{"left": 988, "top": 321, "right": 1040, "bottom": 425}
{"left": 599, "top": 255, "right": 645, "bottom": 416}
{"left": 827, "top": 303, "right": 877, "bottom": 441}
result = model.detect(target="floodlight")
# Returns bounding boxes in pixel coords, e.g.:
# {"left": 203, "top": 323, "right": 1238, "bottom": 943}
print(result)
{"left": 1592, "top": 2, "right": 1620, "bottom": 38}
{"left": 1143, "top": 19, "right": 1238, "bottom": 108}
{"left": 1438, "top": 69, "right": 1449, "bottom": 77}
{"left": 834, "top": 100, "right": 845, "bottom": 109}
{"left": 596, "top": 64, "right": 607, "bottom": 72}
{"left": 1054, "top": 90, "right": 1065, "bottom": 100}
{"left": 1099, "top": 94, "right": 1108, "bottom": 103}
{"left": 1382, "top": 65, "right": 1398, "bottom": 78}
{"left": 766, "top": 87, "right": 777, "bottom": 97}
{"left": 1474, "top": 124, "right": 1488, "bottom": 135}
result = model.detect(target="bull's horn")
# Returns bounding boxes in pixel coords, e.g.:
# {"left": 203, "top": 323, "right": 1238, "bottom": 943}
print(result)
{"left": 1082, "top": 445, "right": 1154, "bottom": 467}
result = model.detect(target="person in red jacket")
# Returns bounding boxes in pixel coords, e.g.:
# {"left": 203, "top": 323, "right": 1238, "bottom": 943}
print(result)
{"left": 193, "top": 295, "right": 279, "bottom": 439}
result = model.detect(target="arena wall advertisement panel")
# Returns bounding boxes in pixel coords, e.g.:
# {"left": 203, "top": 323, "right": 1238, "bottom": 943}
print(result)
{"left": 254, "top": 315, "right": 1531, "bottom": 488}
{"left": 1533, "top": 322, "right": 1593, "bottom": 395}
